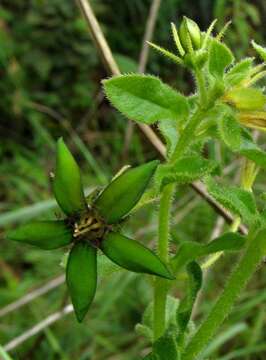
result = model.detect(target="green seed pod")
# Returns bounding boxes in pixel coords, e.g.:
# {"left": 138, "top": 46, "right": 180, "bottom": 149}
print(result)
{"left": 53, "top": 138, "right": 87, "bottom": 216}
{"left": 95, "top": 160, "right": 159, "bottom": 224}
{"left": 101, "top": 232, "right": 174, "bottom": 280}
{"left": 7, "top": 221, "right": 72, "bottom": 250}
{"left": 179, "top": 17, "right": 201, "bottom": 52}
{"left": 66, "top": 241, "right": 97, "bottom": 322}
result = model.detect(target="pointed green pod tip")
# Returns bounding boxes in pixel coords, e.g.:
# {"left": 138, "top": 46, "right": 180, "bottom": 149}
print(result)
{"left": 101, "top": 232, "right": 175, "bottom": 280}
{"left": 95, "top": 160, "right": 159, "bottom": 224}
{"left": 53, "top": 138, "right": 87, "bottom": 216}
{"left": 7, "top": 220, "right": 72, "bottom": 250}
{"left": 179, "top": 16, "right": 201, "bottom": 52}
{"left": 66, "top": 242, "right": 97, "bottom": 322}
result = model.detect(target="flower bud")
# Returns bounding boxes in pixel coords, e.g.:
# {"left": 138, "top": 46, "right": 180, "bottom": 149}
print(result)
{"left": 179, "top": 16, "right": 201, "bottom": 53}
{"left": 238, "top": 111, "right": 266, "bottom": 131}
{"left": 223, "top": 87, "right": 266, "bottom": 111}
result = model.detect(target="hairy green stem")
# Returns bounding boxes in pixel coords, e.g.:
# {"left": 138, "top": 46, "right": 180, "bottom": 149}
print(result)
{"left": 171, "top": 109, "right": 204, "bottom": 162}
{"left": 182, "top": 228, "right": 266, "bottom": 360}
{"left": 153, "top": 182, "right": 174, "bottom": 340}
{"left": 195, "top": 69, "right": 208, "bottom": 108}
{"left": 153, "top": 67, "right": 208, "bottom": 341}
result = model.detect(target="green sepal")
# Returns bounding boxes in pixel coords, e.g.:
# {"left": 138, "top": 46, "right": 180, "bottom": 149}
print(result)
{"left": 7, "top": 220, "right": 72, "bottom": 250}
{"left": 252, "top": 40, "right": 266, "bottom": 61}
{"left": 95, "top": 160, "right": 159, "bottom": 224}
{"left": 53, "top": 138, "right": 87, "bottom": 216}
{"left": 66, "top": 241, "right": 97, "bottom": 322}
{"left": 101, "top": 232, "right": 175, "bottom": 280}
{"left": 179, "top": 16, "right": 201, "bottom": 52}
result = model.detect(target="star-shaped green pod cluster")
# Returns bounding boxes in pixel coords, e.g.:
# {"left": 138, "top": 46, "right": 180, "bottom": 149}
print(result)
{"left": 7, "top": 138, "right": 174, "bottom": 322}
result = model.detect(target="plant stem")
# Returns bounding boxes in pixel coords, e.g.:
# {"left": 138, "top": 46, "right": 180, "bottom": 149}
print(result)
{"left": 153, "top": 68, "right": 208, "bottom": 339}
{"left": 171, "top": 109, "right": 204, "bottom": 162}
{"left": 195, "top": 69, "right": 208, "bottom": 108}
{"left": 153, "top": 182, "right": 174, "bottom": 340}
{"left": 182, "top": 228, "right": 266, "bottom": 360}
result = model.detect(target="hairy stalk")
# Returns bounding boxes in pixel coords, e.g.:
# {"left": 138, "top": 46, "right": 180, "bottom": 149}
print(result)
{"left": 195, "top": 69, "right": 208, "bottom": 108}
{"left": 154, "top": 68, "right": 208, "bottom": 340}
{"left": 182, "top": 227, "right": 266, "bottom": 360}
{"left": 153, "top": 183, "right": 174, "bottom": 340}
{"left": 183, "top": 158, "right": 260, "bottom": 359}
{"left": 171, "top": 109, "right": 204, "bottom": 163}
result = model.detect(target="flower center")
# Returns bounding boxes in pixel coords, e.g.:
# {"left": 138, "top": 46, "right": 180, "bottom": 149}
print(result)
{"left": 73, "top": 208, "right": 108, "bottom": 243}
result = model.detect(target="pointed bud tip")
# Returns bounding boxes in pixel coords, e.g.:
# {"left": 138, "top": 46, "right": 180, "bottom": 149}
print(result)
{"left": 75, "top": 308, "right": 88, "bottom": 323}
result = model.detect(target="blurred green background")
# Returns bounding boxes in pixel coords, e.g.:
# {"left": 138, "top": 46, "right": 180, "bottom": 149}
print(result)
{"left": 0, "top": 0, "right": 265, "bottom": 359}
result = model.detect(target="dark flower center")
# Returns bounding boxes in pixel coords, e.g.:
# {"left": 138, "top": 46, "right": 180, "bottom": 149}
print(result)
{"left": 73, "top": 208, "right": 109, "bottom": 244}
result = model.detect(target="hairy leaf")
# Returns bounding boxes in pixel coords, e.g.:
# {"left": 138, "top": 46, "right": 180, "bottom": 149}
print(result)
{"left": 158, "top": 120, "right": 178, "bottom": 158}
{"left": 103, "top": 74, "right": 189, "bottom": 124}
{"left": 252, "top": 41, "right": 266, "bottom": 61}
{"left": 218, "top": 113, "right": 242, "bottom": 151}
{"left": 205, "top": 177, "right": 257, "bottom": 224}
{"left": 156, "top": 155, "right": 218, "bottom": 188}
{"left": 225, "top": 58, "right": 253, "bottom": 86}
{"left": 172, "top": 232, "right": 245, "bottom": 273}
{"left": 209, "top": 39, "right": 234, "bottom": 77}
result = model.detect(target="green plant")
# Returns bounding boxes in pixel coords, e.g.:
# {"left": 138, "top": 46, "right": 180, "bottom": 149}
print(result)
{"left": 6, "top": 16, "right": 266, "bottom": 359}
{"left": 7, "top": 138, "right": 174, "bottom": 322}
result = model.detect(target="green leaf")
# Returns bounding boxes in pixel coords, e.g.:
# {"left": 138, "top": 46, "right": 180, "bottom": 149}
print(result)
{"left": 218, "top": 113, "right": 242, "bottom": 151}
{"left": 95, "top": 160, "right": 159, "bottom": 224}
{"left": 101, "top": 232, "right": 174, "bottom": 279}
{"left": 172, "top": 232, "right": 245, "bottom": 273}
{"left": 177, "top": 261, "right": 202, "bottom": 344}
{"left": 103, "top": 74, "right": 189, "bottom": 124}
{"left": 66, "top": 242, "right": 97, "bottom": 322}
{"left": 205, "top": 177, "right": 257, "bottom": 224}
{"left": 225, "top": 58, "right": 253, "bottom": 86}
{"left": 53, "top": 138, "right": 86, "bottom": 216}
{"left": 209, "top": 39, "right": 234, "bottom": 77}
{"left": 7, "top": 220, "right": 72, "bottom": 250}
{"left": 252, "top": 41, "right": 266, "bottom": 61}
{"left": 152, "top": 329, "right": 179, "bottom": 360}
{"left": 158, "top": 120, "right": 178, "bottom": 158}
{"left": 239, "top": 138, "right": 266, "bottom": 169}
{"left": 156, "top": 155, "right": 218, "bottom": 188}
{"left": 142, "top": 353, "right": 158, "bottom": 360}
